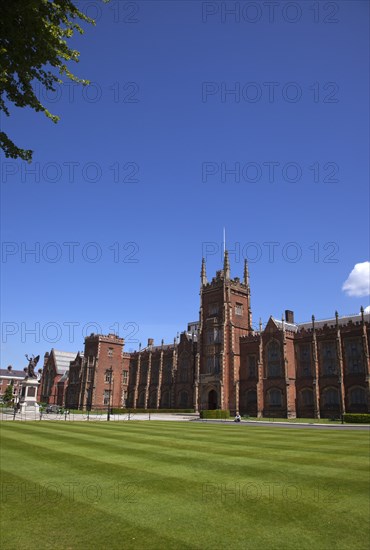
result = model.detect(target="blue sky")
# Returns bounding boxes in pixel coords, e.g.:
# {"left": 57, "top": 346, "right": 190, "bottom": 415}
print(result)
{"left": 1, "top": 0, "right": 369, "bottom": 367}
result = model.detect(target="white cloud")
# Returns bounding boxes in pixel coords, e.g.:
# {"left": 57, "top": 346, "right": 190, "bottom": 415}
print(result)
{"left": 364, "top": 305, "right": 370, "bottom": 314}
{"left": 342, "top": 261, "right": 370, "bottom": 297}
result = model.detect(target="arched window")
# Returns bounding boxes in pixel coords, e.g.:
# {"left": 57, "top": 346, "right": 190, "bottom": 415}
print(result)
{"left": 349, "top": 387, "right": 366, "bottom": 405}
{"left": 206, "top": 328, "right": 221, "bottom": 344}
{"left": 150, "top": 360, "right": 160, "bottom": 384}
{"left": 268, "top": 388, "right": 282, "bottom": 407}
{"left": 163, "top": 360, "right": 172, "bottom": 384}
{"left": 178, "top": 353, "right": 189, "bottom": 383}
{"left": 161, "top": 391, "right": 170, "bottom": 408}
{"left": 322, "top": 387, "right": 339, "bottom": 407}
{"left": 247, "top": 356, "right": 257, "bottom": 378}
{"left": 138, "top": 391, "right": 146, "bottom": 407}
{"left": 320, "top": 342, "right": 337, "bottom": 375}
{"left": 179, "top": 391, "right": 189, "bottom": 408}
{"left": 246, "top": 389, "right": 257, "bottom": 405}
{"left": 131, "top": 364, "right": 138, "bottom": 385}
{"left": 140, "top": 361, "right": 148, "bottom": 384}
{"left": 267, "top": 340, "right": 281, "bottom": 377}
{"left": 300, "top": 388, "right": 314, "bottom": 407}
{"left": 344, "top": 339, "right": 364, "bottom": 374}
{"left": 148, "top": 391, "right": 157, "bottom": 408}
{"left": 298, "top": 344, "right": 311, "bottom": 377}
{"left": 205, "top": 355, "right": 221, "bottom": 375}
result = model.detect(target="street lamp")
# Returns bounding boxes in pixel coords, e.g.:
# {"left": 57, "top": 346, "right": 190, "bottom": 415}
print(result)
{"left": 107, "top": 367, "right": 113, "bottom": 421}
{"left": 338, "top": 374, "right": 344, "bottom": 424}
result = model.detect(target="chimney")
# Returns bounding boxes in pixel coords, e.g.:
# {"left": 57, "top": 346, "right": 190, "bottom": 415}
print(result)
{"left": 285, "top": 310, "right": 294, "bottom": 324}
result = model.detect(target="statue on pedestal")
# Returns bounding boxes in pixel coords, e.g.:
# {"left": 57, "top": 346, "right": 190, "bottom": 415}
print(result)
{"left": 20, "top": 354, "right": 41, "bottom": 414}
{"left": 25, "top": 354, "right": 40, "bottom": 379}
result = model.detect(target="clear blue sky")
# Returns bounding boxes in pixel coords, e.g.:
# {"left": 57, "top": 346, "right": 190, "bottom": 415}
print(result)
{"left": 1, "top": 0, "right": 369, "bottom": 368}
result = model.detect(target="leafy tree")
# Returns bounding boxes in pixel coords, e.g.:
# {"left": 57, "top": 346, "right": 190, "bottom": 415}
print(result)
{"left": 0, "top": 0, "right": 104, "bottom": 162}
{"left": 3, "top": 383, "right": 14, "bottom": 405}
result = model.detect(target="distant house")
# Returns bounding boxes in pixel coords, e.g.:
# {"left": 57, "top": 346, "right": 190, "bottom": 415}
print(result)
{"left": 0, "top": 365, "right": 26, "bottom": 403}
{"left": 39, "top": 349, "right": 78, "bottom": 404}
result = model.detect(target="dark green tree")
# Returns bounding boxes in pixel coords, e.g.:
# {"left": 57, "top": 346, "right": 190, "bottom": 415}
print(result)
{"left": 0, "top": 1, "right": 104, "bottom": 161}
{"left": 3, "top": 383, "right": 14, "bottom": 405}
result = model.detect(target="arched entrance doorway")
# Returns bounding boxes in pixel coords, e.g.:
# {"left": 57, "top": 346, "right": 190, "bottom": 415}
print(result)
{"left": 208, "top": 389, "right": 218, "bottom": 410}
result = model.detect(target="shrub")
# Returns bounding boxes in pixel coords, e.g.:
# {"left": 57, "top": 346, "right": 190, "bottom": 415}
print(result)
{"left": 342, "top": 413, "right": 370, "bottom": 424}
{"left": 200, "top": 410, "right": 230, "bottom": 419}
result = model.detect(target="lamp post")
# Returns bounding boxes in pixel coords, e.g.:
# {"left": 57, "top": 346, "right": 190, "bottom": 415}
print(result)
{"left": 338, "top": 374, "right": 344, "bottom": 424}
{"left": 107, "top": 367, "right": 113, "bottom": 421}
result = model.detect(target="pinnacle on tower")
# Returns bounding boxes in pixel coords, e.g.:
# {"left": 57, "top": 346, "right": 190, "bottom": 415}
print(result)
{"left": 244, "top": 259, "right": 250, "bottom": 287}
{"left": 223, "top": 250, "right": 230, "bottom": 279}
{"left": 201, "top": 257, "right": 207, "bottom": 286}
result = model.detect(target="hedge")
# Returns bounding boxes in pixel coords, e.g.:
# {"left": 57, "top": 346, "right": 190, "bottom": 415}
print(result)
{"left": 110, "top": 408, "right": 195, "bottom": 414}
{"left": 200, "top": 410, "right": 230, "bottom": 419}
{"left": 342, "top": 413, "right": 370, "bottom": 424}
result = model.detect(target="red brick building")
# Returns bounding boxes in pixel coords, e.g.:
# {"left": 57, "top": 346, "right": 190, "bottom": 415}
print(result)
{"left": 127, "top": 331, "right": 196, "bottom": 410}
{"left": 39, "top": 253, "right": 370, "bottom": 417}
{"left": 65, "top": 334, "right": 130, "bottom": 410}
{"left": 39, "top": 349, "right": 78, "bottom": 404}
{"left": 126, "top": 253, "right": 369, "bottom": 417}
{"left": 0, "top": 366, "right": 26, "bottom": 404}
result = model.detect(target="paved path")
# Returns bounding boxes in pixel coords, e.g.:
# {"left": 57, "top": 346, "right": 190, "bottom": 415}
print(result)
{"left": 1, "top": 411, "right": 369, "bottom": 429}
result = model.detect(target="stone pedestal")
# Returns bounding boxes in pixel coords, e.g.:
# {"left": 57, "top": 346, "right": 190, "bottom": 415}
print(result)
{"left": 19, "top": 378, "right": 40, "bottom": 414}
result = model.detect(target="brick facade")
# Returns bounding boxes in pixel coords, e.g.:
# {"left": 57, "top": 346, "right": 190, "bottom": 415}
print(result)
{"left": 39, "top": 350, "right": 77, "bottom": 404}
{"left": 65, "top": 334, "right": 130, "bottom": 410}
{"left": 239, "top": 311, "right": 369, "bottom": 418}
{"left": 40, "top": 253, "right": 369, "bottom": 418}
{"left": 126, "top": 332, "right": 196, "bottom": 410}
{"left": 0, "top": 366, "right": 26, "bottom": 404}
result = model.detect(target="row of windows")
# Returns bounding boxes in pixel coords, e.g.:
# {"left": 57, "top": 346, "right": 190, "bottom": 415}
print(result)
{"left": 0, "top": 380, "right": 22, "bottom": 387}
{"left": 137, "top": 390, "right": 190, "bottom": 408}
{"left": 207, "top": 302, "right": 244, "bottom": 317}
{"left": 139, "top": 369, "right": 190, "bottom": 385}
{"left": 136, "top": 356, "right": 193, "bottom": 385}
{"left": 244, "top": 386, "right": 367, "bottom": 407}
{"left": 245, "top": 338, "right": 366, "bottom": 378}
{"left": 138, "top": 363, "right": 173, "bottom": 385}
{"left": 103, "top": 369, "right": 129, "bottom": 384}
{"left": 300, "top": 340, "right": 365, "bottom": 374}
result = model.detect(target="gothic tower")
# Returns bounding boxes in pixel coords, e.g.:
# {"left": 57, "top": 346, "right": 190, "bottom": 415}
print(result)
{"left": 197, "top": 252, "right": 253, "bottom": 413}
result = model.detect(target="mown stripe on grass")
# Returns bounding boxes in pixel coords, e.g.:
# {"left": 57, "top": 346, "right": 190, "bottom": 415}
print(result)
{"left": 1, "top": 423, "right": 369, "bottom": 550}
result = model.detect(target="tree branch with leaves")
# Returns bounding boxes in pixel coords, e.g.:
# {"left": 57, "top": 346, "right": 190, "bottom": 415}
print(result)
{"left": 0, "top": 0, "right": 104, "bottom": 161}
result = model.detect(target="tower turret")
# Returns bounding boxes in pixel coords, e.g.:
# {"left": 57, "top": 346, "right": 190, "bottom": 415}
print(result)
{"left": 198, "top": 248, "right": 253, "bottom": 415}
{"left": 244, "top": 259, "right": 250, "bottom": 288}
{"left": 201, "top": 257, "right": 207, "bottom": 287}
{"left": 223, "top": 250, "right": 230, "bottom": 280}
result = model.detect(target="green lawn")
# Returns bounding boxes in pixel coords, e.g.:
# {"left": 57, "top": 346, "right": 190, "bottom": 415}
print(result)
{"left": 1, "top": 422, "right": 369, "bottom": 550}
{"left": 245, "top": 416, "right": 344, "bottom": 423}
